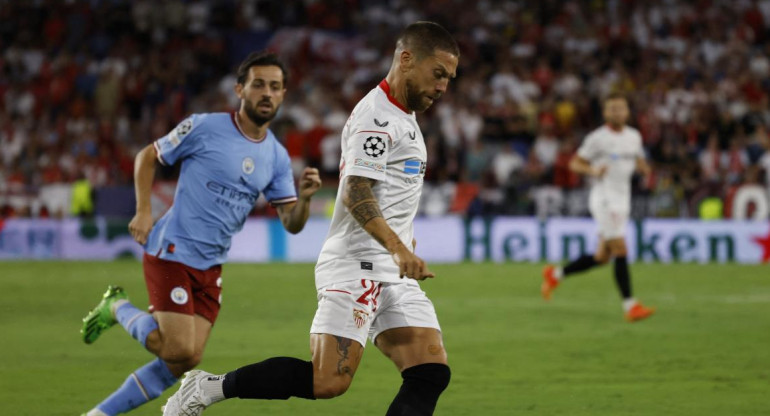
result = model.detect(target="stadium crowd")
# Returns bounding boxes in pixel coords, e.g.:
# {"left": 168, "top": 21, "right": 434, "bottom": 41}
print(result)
{"left": 2, "top": 0, "right": 770, "bottom": 219}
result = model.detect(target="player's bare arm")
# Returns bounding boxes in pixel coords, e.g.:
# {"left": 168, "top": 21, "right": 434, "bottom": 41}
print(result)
{"left": 343, "top": 175, "right": 434, "bottom": 280}
{"left": 128, "top": 144, "right": 158, "bottom": 244}
{"left": 276, "top": 167, "right": 322, "bottom": 234}
{"left": 636, "top": 157, "right": 652, "bottom": 179}
{"left": 569, "top": 155, "right": 606, "bottom": 178}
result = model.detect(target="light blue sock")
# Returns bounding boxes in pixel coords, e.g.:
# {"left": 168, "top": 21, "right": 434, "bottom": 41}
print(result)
{"left": 96, "top": 358, "right": 177, "bottom": 415}
{"left": 115, "top": 301, "right": 159, "bottom": 348}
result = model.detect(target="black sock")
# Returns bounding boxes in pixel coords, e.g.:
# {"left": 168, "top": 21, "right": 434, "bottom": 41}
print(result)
{"left": 563, "top": 254, "right": 598, "bottom": 277}
{"left": 613, "top": 256, "right": 632, "bottom": 299}
{"left": 222, "top": 357, "right": 315, "bottom": 400}
{"left": 386, "top": 363, "right": 451, "bottom": 416}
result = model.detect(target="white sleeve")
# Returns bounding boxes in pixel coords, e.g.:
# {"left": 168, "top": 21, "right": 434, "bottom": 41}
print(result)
{"left": 342, "top": 108, "right": 394, "bottom": 181}
{"left": 576, "top": 132, "right": 598, "bottom": 161}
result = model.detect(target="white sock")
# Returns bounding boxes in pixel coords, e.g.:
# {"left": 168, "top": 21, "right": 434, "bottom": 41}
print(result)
{"left": 200, "top": 374, "right": 226, "bottom": 404}
{"left": 86, "top": 409, "right": 109, "bottom": 416}
{"left": 554, "top": 267, "right": 564, "bottom": 280}
{"left": 622, "top": 298, "right": 637, "bottom": 312}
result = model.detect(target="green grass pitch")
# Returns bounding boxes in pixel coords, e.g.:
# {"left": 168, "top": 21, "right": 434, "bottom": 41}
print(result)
{"left": 1, "top": 261, "right": 769, "bottom": 415}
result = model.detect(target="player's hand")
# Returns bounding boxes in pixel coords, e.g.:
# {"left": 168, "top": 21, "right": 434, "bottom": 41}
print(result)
{"left": 128, "top": 211, "right": 154, "bottom": 245}
{"left": 412, "top": 238, "right": 417, "bottom": 251}
{"left": 392, "top": 244, "right": 435, "bottom": 281}
{"left": 299, "top": 167, "right": 322, "bottom": 200}
{"left": 594, "top": 165, "right": 608, "bottom": 179}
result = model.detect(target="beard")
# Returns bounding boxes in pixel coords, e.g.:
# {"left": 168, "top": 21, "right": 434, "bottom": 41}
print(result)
{"left": 405, "top": 78, "right": 436, "bottom": 113}
{"left": 243, "top": 98, "right": 279, "bottom": 126}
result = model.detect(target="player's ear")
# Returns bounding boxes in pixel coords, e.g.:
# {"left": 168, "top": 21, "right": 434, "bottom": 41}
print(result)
{"left": 400, "top": 50, "right": 414, "bottom": 72}
{"left": 234, "top": 82, "right": 244, "bottom": 99}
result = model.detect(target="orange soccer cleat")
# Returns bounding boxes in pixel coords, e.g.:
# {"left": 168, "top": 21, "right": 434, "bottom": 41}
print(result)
{"left": 625, "top": 302, "right": 655, "bottom": 322}
{"left": 541, "top": 265, "right": 559, "bottom": 300}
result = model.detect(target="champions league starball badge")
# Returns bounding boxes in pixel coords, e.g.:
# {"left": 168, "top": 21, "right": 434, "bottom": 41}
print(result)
{"left": 363, "top": 136, "right": 386, "bottom": 158}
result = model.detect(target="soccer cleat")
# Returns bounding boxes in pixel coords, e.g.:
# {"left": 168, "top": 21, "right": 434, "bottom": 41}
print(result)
{"left": 162, "top": 370, "right": 215, "bottom": 416}
{"left": 541, "top": 265, "right": 559, "bottom": 300}
{"left": 625, "top": 302, "right": 655, "bottom": 322}
{"left": 81, "top": 285, "right": 128, "bottom": 344}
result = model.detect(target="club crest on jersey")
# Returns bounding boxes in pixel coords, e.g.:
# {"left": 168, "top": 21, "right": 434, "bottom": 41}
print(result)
{"left": 363, "top": 136, "right": 386, "bottom": 158}
{"left": 170, "top": 286, "right": 189, "bottom": 305}
{"left": 404, "top": 159, "right": 426, "bottom": 175}
{"left": 353, "top": 308, "right": 369, "bottom": 328}
{"left": 242, "top": 157, "right": 255, "bottom": 174}
{"left": 374, "top": 118, "right": 389, "bottom": 127}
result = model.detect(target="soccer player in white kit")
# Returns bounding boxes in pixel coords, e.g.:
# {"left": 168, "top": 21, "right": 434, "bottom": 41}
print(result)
{"left": 542, "top": 92, "right": 655, "bottom": 322}
{"left": 162, "top": 21, "right": 459, "bottom": 416}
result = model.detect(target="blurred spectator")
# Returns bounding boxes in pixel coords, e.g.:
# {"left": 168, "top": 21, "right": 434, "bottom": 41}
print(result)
{"left": 2, "top": 0, "right": 770, "bottom": 220}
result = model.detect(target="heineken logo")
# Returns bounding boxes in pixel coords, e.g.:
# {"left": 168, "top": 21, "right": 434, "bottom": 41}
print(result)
{"left": 462, "top": 218, "right": 770, "bottom": 264}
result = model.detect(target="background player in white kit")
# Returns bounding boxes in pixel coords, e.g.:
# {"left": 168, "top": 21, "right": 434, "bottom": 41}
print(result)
{"left": 162, "top": 21, "right": 459, "bottom": 416}
{"left": 542, "top": 92, "right": 655, "bottom": 322}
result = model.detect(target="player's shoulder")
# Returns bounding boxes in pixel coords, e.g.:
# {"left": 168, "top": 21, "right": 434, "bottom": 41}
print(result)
{"left": 264, "top": 128, "right": 291, "bottom": 159}
{"left": 624, "top": 125, "right": 642, "bottom": 139}
{"left": 349, "top": 85, "right": 406, "bottom": 132}
{"left": 186, "top": 112, "right": 232, "bottom": 128}
{"left": 585, "top": 125, "right": 607, "bottom": 140}
{"left": 173, "top": 112, "right": 231, "bottom": 136}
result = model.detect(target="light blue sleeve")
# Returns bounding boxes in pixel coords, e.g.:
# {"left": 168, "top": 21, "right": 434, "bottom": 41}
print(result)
{"left": 263, "top": 144, "right": 298, "bottom": 205}
{"left": 153, "top": 115, "right": 203, "bottom": 166}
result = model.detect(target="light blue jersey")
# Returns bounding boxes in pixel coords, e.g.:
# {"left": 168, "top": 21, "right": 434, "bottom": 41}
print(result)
{"left": 145, "top": 112, "right": 297, "bottom": 270}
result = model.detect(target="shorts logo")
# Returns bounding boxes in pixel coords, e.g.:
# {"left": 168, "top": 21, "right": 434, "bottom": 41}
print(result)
{"left": 354, "top": 158, "right": 385, "bottom": 172}
{"left": 242, "top": 157, "right": 255, "bottom": 174}
{"left": 363, "top": 136, "right": 386, "bottom": 158}
{"left": 170, "top": 286, "right": 189, "bottom": 305}
{"left": 353, "top": 308, "right": 369, "bottom": 328}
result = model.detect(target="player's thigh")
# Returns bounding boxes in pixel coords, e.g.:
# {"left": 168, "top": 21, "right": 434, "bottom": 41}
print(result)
{"left": 375, "top": 327, "right": 447, "bottom": 372}
{"left": 309, "top": 280, "right": 378, "bottom": 392}
{"left": 594, "top": 236, "right": 610, "bottom": 263}
{"left": 605, "top": 237, "right": 628, "bottom": 256}
{"left": 163, "top": 313, "right": 212, "bottom": 376}
{"left": 371, "top": 281, "right": 445, "bottom": 371}
{"left": 153, "top": 310, "right": 197, "bottom": 360}
{"left": 310, "top": 333, "right": 365, "bottom": 378}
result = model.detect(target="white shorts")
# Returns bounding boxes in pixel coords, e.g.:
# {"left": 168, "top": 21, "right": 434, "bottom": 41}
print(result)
{"left": 309, "top": 278, "right": 441, "bottom": 348}
{"left": 589, "top": 203, "right": 629, "bottom": 240}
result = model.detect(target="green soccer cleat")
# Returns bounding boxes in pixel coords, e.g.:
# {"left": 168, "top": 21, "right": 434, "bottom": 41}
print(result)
{"left": 81, "top": 285, "right": 128, "bottom": 344}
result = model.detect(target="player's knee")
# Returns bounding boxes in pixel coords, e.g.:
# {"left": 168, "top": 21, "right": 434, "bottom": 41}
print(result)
{"left": 594, "top": 253, "right": 609, "bottom": 264}
{"left": 177, "top": 351, "right": 203, "bottom": 371}
{"left": 159, "top": 340, "right": 196, "bottom": 363}
{"left": 404, "top": 363, "right": 451, "bottom": 393}
{"left": 313, "top": 377, "right": 352, "bottom": 399}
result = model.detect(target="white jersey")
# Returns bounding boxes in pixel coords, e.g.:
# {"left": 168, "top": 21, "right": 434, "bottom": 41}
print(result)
{"left": 577, "top": 125, "right": 644, "bottom": 211}
{"left": 315, "top": 80, "right": 427, "bottom": 288}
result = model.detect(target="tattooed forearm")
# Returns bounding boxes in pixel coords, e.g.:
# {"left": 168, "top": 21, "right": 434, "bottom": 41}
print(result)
{"left": 334, "top": 335, "right": 354, "bottom": 376}
{"left": 344, "top": 176, "right": 383, "bottom": 227}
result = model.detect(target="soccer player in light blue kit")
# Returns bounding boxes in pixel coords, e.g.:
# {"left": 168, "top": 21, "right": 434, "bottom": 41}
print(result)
{"left": 79, "top": 52, "right": 322, "bottom": 416}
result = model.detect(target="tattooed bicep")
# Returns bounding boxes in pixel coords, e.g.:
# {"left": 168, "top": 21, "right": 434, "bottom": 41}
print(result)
{"left": 346, "top": 175, "right": 377, "bottom": 189}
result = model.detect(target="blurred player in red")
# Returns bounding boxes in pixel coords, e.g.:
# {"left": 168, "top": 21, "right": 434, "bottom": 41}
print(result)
{"left": 542, "top": 92, "right": 655, "bottom": 322}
